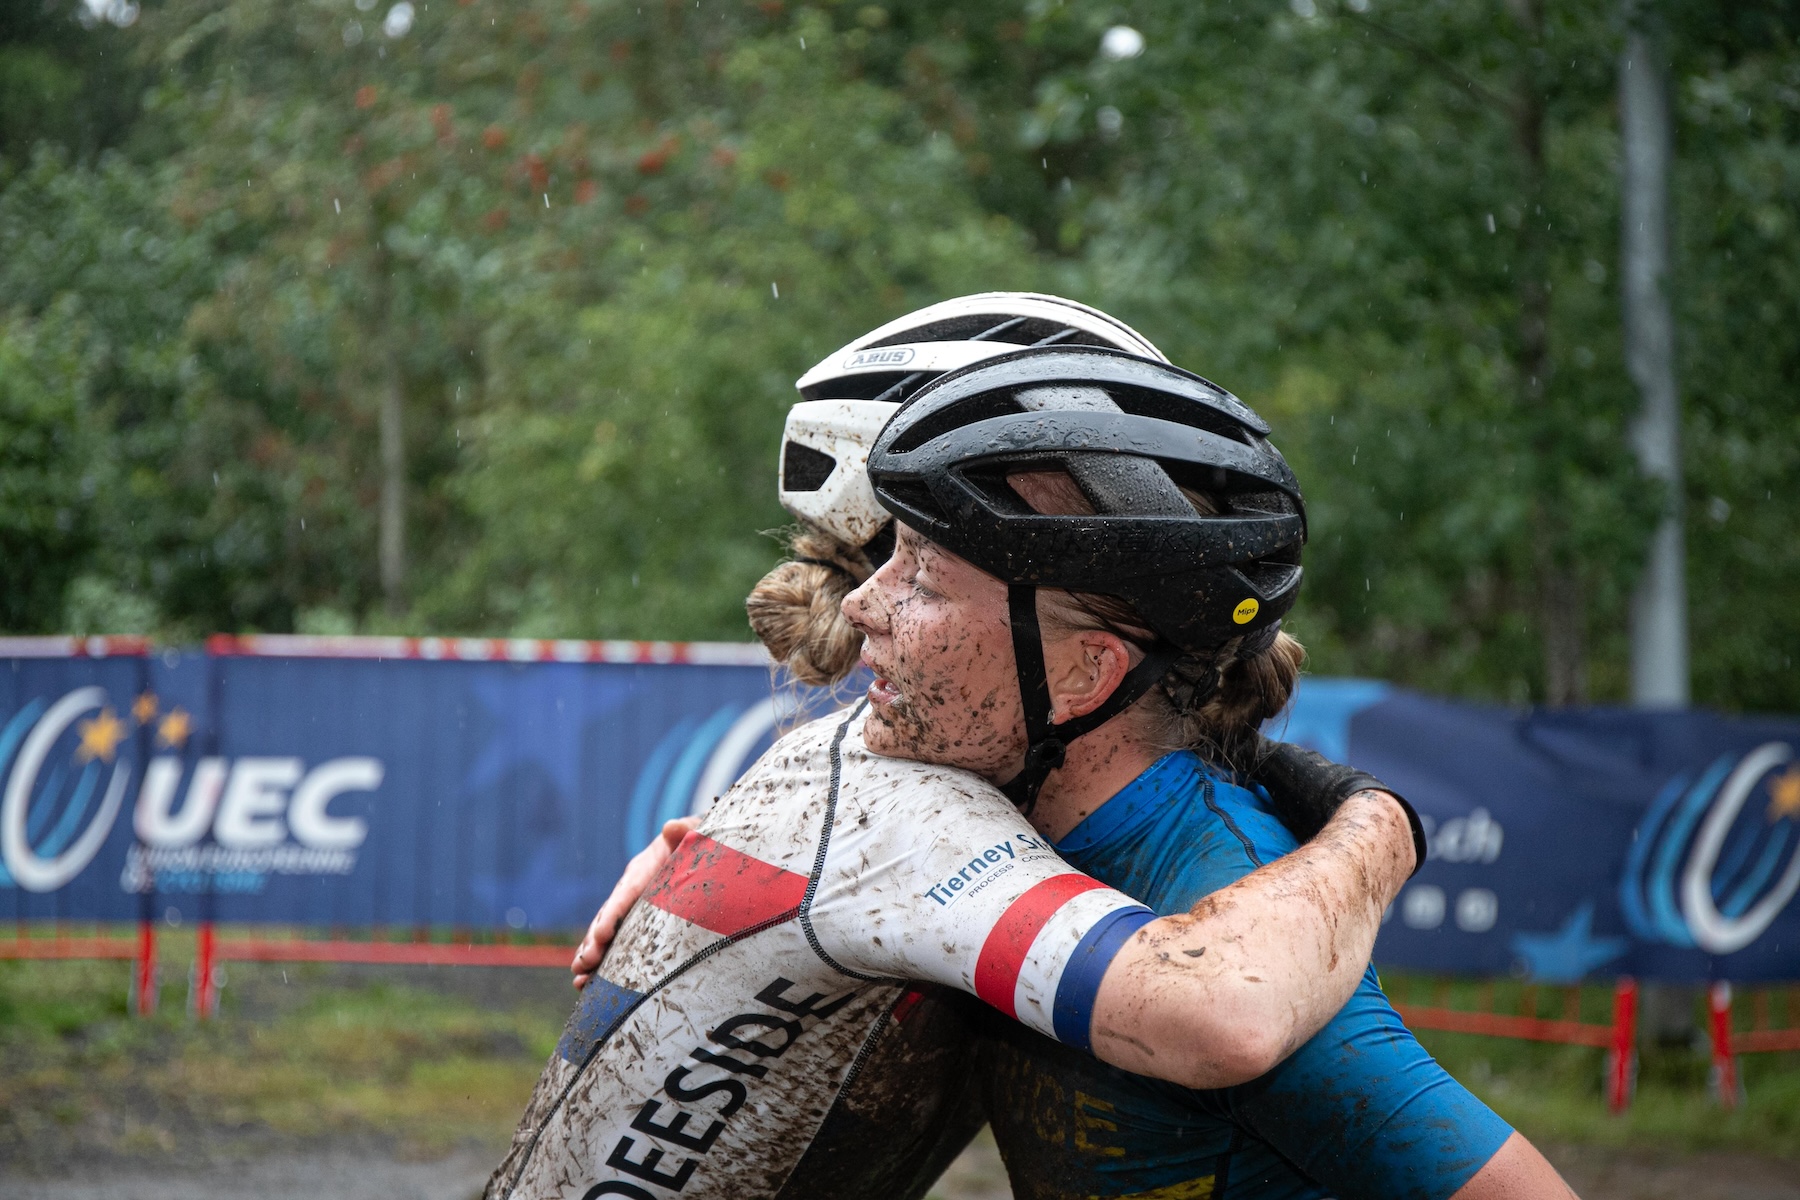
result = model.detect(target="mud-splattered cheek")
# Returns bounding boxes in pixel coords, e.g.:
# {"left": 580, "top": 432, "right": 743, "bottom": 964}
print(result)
{"left": 875, "top": 618, "right": 1023, "bottom": 777}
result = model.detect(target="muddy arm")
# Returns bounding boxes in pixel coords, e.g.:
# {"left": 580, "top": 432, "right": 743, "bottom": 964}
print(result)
{"left": 1088, "top": 790, "right": 1416, "bottom": 1088}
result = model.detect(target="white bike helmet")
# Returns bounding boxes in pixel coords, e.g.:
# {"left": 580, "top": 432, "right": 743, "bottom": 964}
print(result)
{"left": 778, "top": 293, "right": 1168, "bottom": 550}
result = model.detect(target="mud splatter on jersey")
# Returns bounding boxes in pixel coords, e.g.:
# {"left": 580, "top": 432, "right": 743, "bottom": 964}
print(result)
{"left": 488, "top": 704, "right": 1152, "bottom": 1200}
{"left": 980, "top": 750, "right": 1514, "bottom": 1200}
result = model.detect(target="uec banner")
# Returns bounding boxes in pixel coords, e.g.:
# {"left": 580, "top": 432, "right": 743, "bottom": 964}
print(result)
{"left": 0, "top": 638, "right": 792, "bottom": 934}
{"left": 3, "top": 638, "right": 1798, "bottom": 981}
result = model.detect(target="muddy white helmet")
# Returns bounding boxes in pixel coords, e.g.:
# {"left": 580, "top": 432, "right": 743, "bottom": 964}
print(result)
{"left": 779, "top": 293, "right": 1167, "bottom": 549}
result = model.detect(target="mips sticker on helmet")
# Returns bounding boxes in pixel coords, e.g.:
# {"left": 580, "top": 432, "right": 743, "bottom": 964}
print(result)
{"left": 843, "top": 347, "right": 916, "bottom": 371}
{"left": 1232, "top": 598, "right": 1260, "bottom": 625}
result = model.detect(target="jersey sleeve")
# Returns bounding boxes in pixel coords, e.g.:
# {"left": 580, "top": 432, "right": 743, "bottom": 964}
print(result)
{"left": 804, "top": 729, "right": 1155, "bottom": 1052}
{"left": 1219, "top": 973, "right": 1514, "bottom": 1199}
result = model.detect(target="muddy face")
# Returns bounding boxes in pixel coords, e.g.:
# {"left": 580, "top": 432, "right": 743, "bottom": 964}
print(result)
{"left": 842, "top": 524, "right": 1027, "bottom": 782}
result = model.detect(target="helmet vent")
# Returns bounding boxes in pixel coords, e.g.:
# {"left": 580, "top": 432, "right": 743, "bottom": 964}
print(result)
{"left": 886, "top": 392, "right": 1022, "bottom": 455}
{"left": 782, "top": 441, "right": 837, "bottom": 492}
{"left": 877, "top": 479, "right": 945, "bottom": 526}
{"left": 865, "top": 315, "right": 1107, "bottom": 350}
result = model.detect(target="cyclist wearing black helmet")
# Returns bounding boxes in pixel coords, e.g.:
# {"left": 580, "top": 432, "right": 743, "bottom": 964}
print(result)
{"left": 499, "top": 305, "right": 1425, "bottom": 1200}
{"left": 577, "top": 302, "right": 1571, "bottom": 1200}
{"left": 840, "top": 343, "right": 1572, "bottom": 1199}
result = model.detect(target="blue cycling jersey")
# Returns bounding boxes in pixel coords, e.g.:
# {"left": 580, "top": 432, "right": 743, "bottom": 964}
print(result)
{"left": 978, "top": 750, "right": 1514, "bottom": 1200}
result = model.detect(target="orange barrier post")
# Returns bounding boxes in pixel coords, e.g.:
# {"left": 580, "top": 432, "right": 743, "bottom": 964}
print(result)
{"left": 1709, "top": 981, "right": 1741, "bottom": 1109}
{"left": 132, "top": 920, "right": 158, "bottom": 1017}
{"left": 1606, "top": 977, "right": 1638, "bottom": 1114}
{"left": 1735, "top": 984, "right": 1800, "bottom": 1054}
{"left": 191, "top": 922, "right": 219, "bottom": 1019}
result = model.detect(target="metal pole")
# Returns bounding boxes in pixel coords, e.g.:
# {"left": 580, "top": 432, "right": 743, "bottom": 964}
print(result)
{"left": 1620, "top": 10, "right": 1689, "bottom": 707}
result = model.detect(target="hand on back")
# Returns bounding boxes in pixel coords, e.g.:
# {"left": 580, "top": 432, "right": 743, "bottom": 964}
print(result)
{"left": 571, "top": 816, "right": 698, "bottom": 989}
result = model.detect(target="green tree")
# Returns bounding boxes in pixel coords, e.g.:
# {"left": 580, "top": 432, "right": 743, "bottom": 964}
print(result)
{"left": 0, "top": 0, "right": 1794, "bottom": 717}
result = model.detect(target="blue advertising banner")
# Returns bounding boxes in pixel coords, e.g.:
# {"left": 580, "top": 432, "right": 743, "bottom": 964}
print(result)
{"left": 1279, "top": 681, "right": 1800, "bottom": 983}
{"left": 3, "top": 638, "right": 1798, "bottom": 982}
{"left": 0, "top": 638, "right": 794, "bottom": 934}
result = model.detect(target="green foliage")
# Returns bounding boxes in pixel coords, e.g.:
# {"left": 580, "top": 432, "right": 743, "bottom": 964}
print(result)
{"left": 0, "top": 0, "right": 145, "bottom": 168}
{"left": 0, "top": 0, "right": 1795, "bottom": 708}
{"left": 0, "top": 299, "right": 92, "bottom": 630}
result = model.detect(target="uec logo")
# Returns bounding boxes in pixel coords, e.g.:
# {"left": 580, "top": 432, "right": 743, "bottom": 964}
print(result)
{"left": 1622, "top": 741, "right": 1800, "bottom": 955}
{"left": 1, "top": 688, "right": 383, "bottom": 894}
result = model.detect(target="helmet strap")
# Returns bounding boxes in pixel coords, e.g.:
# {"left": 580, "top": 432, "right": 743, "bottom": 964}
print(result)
{"left": 999, "top": 584, "right": 1181, "bottom": 815}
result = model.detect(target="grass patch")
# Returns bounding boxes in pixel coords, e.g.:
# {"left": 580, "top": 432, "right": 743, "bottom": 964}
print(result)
{"left": 4, "top": 958, "right": 1796, "bottom": 1172}
{"left": 0, "top": 956, "right": 572, "bottom": 1168}
{"left": 1383, "top": 971, "right": 1800, "bottom": 1159}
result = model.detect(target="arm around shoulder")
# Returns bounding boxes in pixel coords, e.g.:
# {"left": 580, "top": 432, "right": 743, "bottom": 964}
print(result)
{"left": 1087, "top": 789, "right": 1418, "bottom": 1088}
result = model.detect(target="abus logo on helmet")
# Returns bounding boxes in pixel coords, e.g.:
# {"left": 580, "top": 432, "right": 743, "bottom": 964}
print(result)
{"left": 0, "top": 688, "right": 384, "bottom": 896}
{"left": 842, "top": 347, "right": 915, "bottom": 371}
{"left": 1621, "top": 741, "right": 1800, "bottom": 955}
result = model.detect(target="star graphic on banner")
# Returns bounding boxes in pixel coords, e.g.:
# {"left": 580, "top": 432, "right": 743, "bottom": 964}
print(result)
{"left": 470, "top": 842, "right": 603, "bottom": 930}
{"left": 132, "top": 692, "right": 159, "bottom": 725}
{"left": 76, "top": 707, "right": 128, "bottom": 763}
{"left": 157, "top": 708, "right": 193, "bottom": 750}
{"left": 463, "top": 673, "right": 638, "bottom": 800}
{"left": 1766, "top": 764, "right": 1800, "bottom": 823}
{"left": 1510, "top": 903, "right": 1629, "bottom": 984}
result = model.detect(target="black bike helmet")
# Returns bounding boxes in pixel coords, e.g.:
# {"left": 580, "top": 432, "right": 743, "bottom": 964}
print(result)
{"left": 866, "top": 345, "right": 1305, "bottom": 809}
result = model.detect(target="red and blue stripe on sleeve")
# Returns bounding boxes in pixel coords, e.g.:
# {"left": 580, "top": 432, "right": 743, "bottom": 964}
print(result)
{"left": 971, "top": 874, "right": 1156, "bottom": 1052}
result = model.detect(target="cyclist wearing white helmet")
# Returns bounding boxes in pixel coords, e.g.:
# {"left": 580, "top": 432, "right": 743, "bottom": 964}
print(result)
{"left": 493, "top": 297, "right": 1422, "bottom": 1200}
{"left": 778, "top": 292, "right": 1167, "bottom": 556}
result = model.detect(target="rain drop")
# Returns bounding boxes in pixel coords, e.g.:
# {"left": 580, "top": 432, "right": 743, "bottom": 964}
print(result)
{"left": 544, "top": 193, "right": 550, "bottom": 207}
{"left": 1099, "top": 26, "right": 1145, "bottom": 61}
{"left": 1486, "top": 212, "right": 1496, "bottom": 233}
{"left": 383, "top": 1, "right": 414, "bottom": 38}
{"left": 333, "top": 198, "right": 341, "bottom": 214}
{"left": 771, "top": 281, "right": 780, "bottom": 298}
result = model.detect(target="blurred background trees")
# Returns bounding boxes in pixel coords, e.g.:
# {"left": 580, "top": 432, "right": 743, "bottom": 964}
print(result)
{"left": 1, "top": 0, "right": 1795, "bottom": 712}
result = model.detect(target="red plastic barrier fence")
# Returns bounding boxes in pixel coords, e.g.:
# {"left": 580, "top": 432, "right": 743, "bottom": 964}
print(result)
{"left": 134, "top": 920, "right": 157, "bottom": 1017}
{"left": 1, "top": 920, "right": 574, "bottom": 1018}
{"left": 7, "top": 924, "right": 1798, "bottom": 1116}
{"left": 1393, "top": 977, "right": 1639, "bottom": 1111}
{"left": 1609, "top": 978, "right": 1639, "bottom": 1114}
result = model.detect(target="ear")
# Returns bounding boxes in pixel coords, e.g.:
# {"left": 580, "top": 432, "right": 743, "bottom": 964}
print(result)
{"left": 1043, "top": 627, "right": 1136, "bottom": 723}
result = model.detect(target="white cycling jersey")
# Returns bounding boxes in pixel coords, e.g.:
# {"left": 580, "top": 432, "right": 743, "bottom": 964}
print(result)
{"left": 488, "top": 702, "right": 1156, "bottom": 1200}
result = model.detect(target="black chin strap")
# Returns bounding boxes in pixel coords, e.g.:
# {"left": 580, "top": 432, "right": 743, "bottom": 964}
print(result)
{"left": 1000, "top": 585, "right": 1183, "bottom": 814}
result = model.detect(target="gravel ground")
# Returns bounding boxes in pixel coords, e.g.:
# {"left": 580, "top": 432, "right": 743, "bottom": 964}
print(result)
{"left": 6, "top": 1135, "right": 1800, "bottom": 1200}
{"left": 1545, "top": 1142, "right": 1800, "bottom": 1200}
{"left": 0, "top": 1149, "right": 497, "bottom": 1200}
